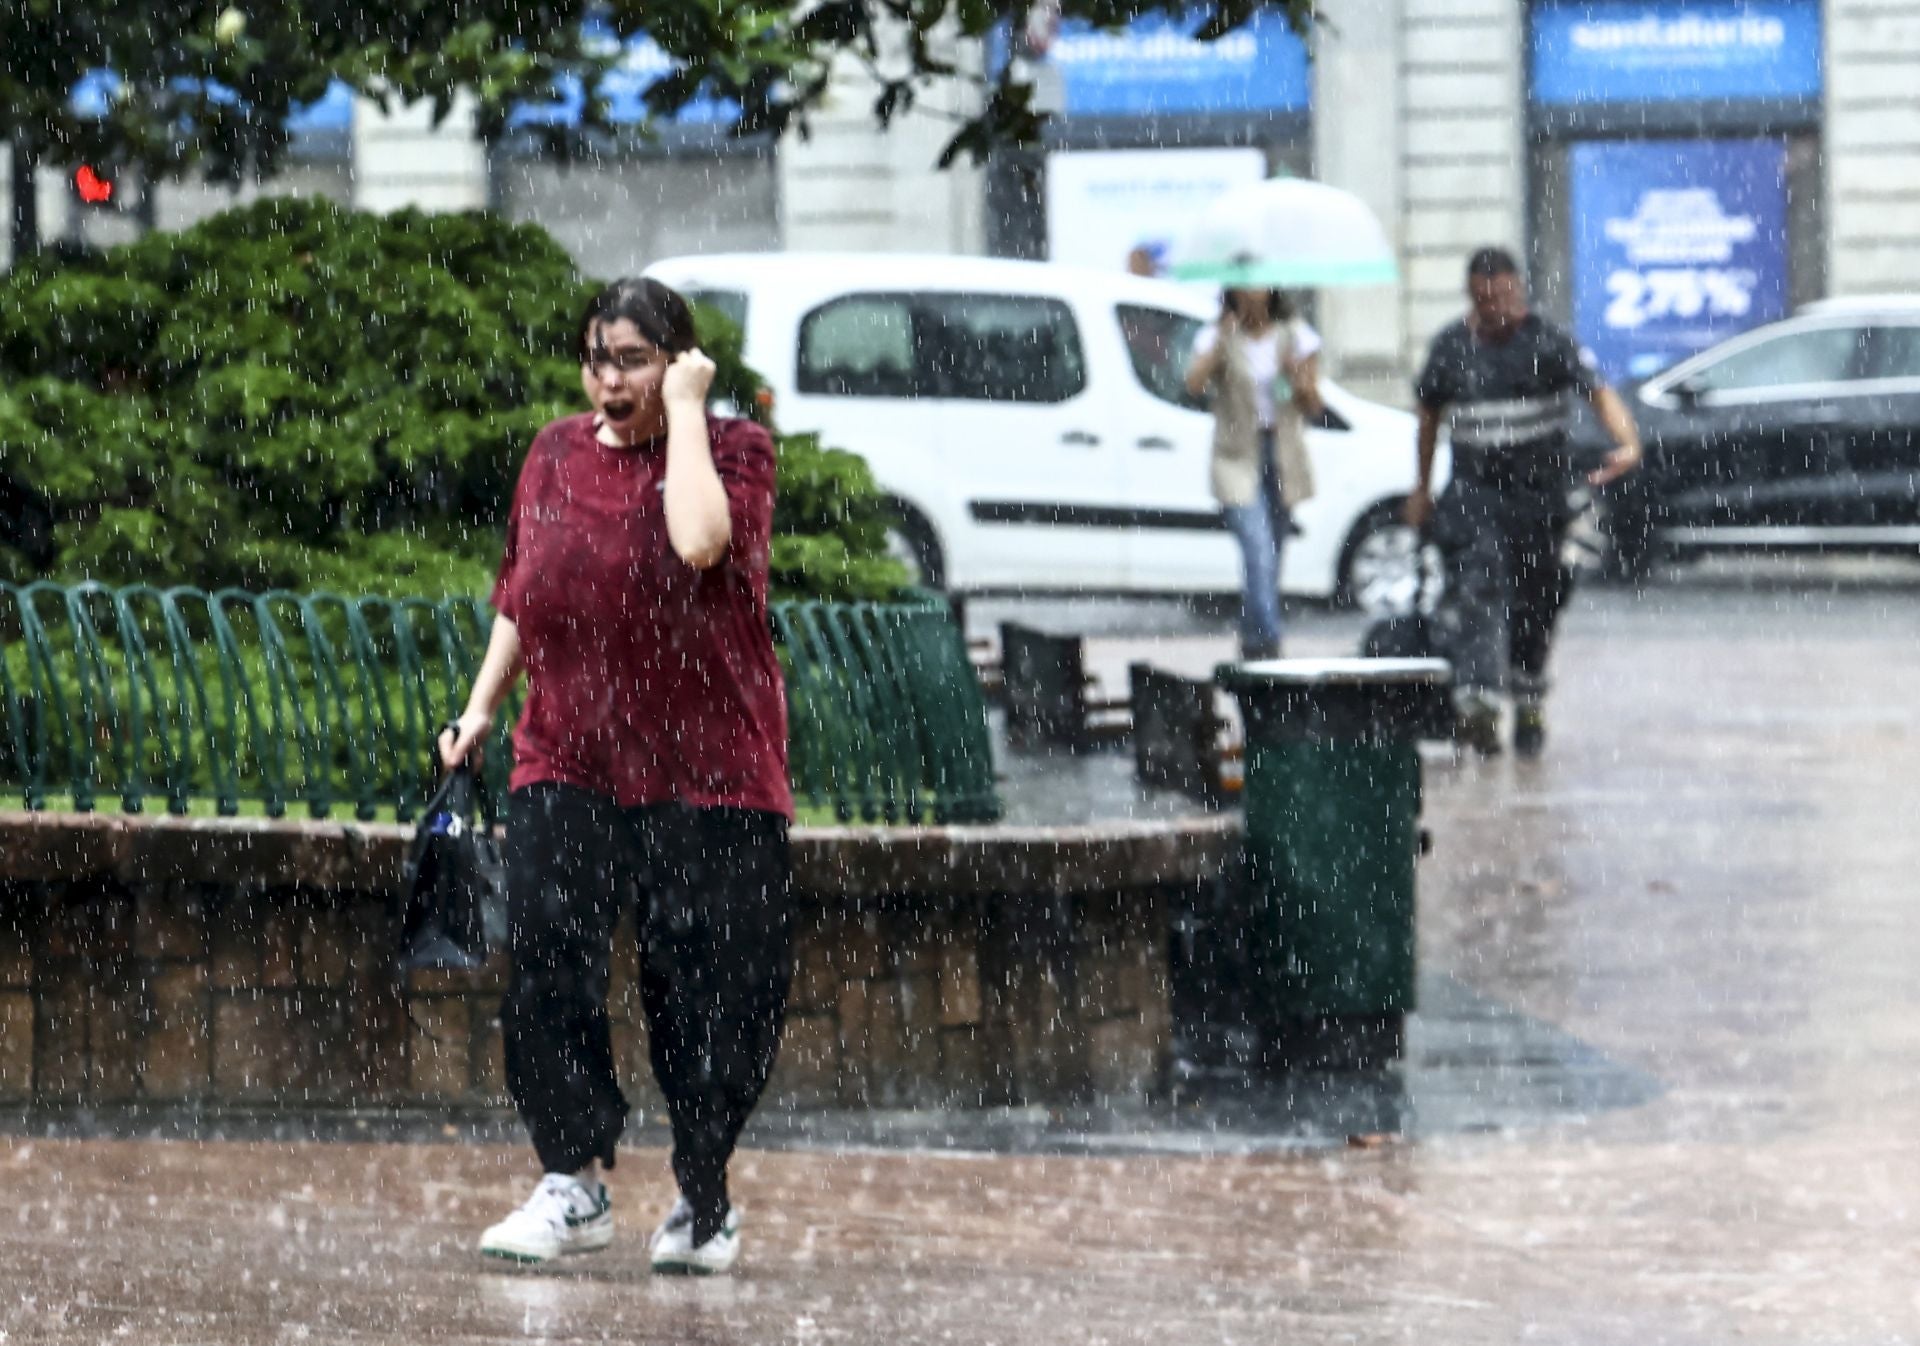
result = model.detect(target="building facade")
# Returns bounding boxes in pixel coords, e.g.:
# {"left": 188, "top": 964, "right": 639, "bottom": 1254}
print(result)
{"left": 783, "top": 0, "right": 1920, "bottom": 403}
{"left": 5, "top": 0, "right": 1917, "bottom": 400}
{"left": 1388, "top": 0, "right": 1919, "bottom": 395}
{"left": 961, "top": 0, "right": 1920, "bottom": 401}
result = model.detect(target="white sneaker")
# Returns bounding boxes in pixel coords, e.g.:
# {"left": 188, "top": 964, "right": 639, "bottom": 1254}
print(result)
{"left": 479, "top": 1174, "right": 614, "bottom": 1264}
{"left": 650, "top": 1201, "right": 741, "bottom": 1276}
{"left": 649, "top": 1196, "right": 694, "bottom": 1256}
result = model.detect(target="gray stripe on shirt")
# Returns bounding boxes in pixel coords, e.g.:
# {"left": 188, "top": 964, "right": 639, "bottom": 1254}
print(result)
{"left": 1447, "top": 392, "right": 1575, "bottom": 450}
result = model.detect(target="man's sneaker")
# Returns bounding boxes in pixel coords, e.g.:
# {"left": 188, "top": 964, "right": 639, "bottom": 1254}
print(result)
{"left": 479, "top": 1174, "right": 613, "bottom": 1265}
{"left": 1453, "top": 691, "right": 1503, "bottom": 757}
{"left": 1513, "top": 703, "right": 1547, "bottom": 758}
{"left": 650, "top": 1203, "right": 741, "bottom": 1276}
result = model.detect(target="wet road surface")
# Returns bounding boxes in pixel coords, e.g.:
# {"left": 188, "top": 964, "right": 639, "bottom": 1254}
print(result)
{"left": 5, "top": 560, "right": 1920, "bottom": 1343}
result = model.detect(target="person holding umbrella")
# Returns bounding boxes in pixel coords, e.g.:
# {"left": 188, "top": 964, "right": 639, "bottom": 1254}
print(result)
{"left": 1185, "top": 287, "right": 1324, "bottom": 659}
{"left": 1172, "top": 176, "right": 1399, "bottom": 659}
{"left": 440, "top": 276, "right": 794, "bottom": 1275}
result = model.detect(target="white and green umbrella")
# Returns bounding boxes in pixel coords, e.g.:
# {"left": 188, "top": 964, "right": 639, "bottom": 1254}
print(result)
{"left": 1171, "top": 176, "right": 1398, "bottom": 288}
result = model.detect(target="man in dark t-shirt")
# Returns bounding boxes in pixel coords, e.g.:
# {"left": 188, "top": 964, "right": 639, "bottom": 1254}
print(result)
{"left": 1407, "top": 248, "right": 1642, "bottom": 756}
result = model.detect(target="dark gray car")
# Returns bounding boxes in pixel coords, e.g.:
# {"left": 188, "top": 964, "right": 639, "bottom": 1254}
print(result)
{"left": 1579, "top": 299, "right": 1920, "bottom": 576}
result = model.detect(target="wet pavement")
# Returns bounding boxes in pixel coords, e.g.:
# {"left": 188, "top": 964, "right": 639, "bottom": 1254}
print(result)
{"left": 7, "top": 559, "right": 1920, "bottom": 1343}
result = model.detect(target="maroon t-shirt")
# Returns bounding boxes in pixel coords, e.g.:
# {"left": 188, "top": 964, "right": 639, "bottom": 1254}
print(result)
{"left": 490, "top": 412, "right": 792, "bottom": 818}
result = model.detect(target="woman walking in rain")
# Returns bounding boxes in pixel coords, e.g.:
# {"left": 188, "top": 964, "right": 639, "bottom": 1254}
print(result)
{"left": 1185, "top": 287, "right": 1323, "bottom": 660}
{"left": 440, "top": 277, "right": 793, "bottom": 1275}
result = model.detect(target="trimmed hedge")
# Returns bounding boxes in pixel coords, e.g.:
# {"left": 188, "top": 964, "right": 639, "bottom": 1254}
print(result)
{"left": 0, "top": 197, "right": 907, "bottom": 603}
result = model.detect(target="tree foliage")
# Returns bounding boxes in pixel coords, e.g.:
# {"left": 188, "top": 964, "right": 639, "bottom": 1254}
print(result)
{"left": 4, "top": 3, "right": 1318, "bottom": 257}
{"left": 0, "top": 197, "right": 907, "bottom": 603}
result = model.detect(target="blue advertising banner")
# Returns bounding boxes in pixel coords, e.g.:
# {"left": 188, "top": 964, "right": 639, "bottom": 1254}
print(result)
{"left": 990, "top": 11, "right": 1310, "bottom": 119}
{"left": 1532, "top": 0, "right": 1823, "bottom": 106}
{"left": 1572, "top": 138, "right": 1790, "bottom": 381}
{"left": 286, "top": 82, "right": 354, "bottom": 135}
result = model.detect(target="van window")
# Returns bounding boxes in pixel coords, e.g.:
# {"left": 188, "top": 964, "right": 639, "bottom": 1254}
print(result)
{"left": 918, "top": 294, "right": 1085, "bottom": 403}
{"left": 1117, "top": 304, "right": 1205, "bottom": 411}
{"left": 798, "top": 295, "right": 917, "bottom": 397}
{"left": 686, "top": 289, "right": 749, "bottom": 332}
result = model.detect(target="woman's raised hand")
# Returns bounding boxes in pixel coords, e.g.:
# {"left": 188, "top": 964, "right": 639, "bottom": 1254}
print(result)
{"left": 663, "top": 348, "right": 716, "bottom": 411}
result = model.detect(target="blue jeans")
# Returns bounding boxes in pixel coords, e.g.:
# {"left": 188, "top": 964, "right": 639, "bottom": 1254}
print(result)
{"left": 1221, "top": 434, "right": 1289, "bottom": 656}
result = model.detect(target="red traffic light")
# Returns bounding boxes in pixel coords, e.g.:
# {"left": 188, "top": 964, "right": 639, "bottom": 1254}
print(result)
{"left": 74, "top": 164, "right": 114, "bottom": 206}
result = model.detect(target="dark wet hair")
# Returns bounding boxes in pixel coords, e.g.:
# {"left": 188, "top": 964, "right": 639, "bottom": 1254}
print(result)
{"left": 1223, "top": 288, "right": 1296, "bottom": 322}
{"left": 1466, "top": 247, "right": 1521, "bottom": 281}
{"left": 576, "top": 277, "right": 696, "bottom": 363}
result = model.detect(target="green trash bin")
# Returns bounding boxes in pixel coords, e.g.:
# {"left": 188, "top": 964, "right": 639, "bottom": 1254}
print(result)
{"left": 1215, "top": 656, "right": 1452, "bottom": 1070}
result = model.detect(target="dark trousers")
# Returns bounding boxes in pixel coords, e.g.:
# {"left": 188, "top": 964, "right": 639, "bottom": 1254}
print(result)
{"left": 1431, "top": 465, "right": 1573, "bottom": 697}
{"left": 501, "top": 783, "right": 793, "bottom": 1245}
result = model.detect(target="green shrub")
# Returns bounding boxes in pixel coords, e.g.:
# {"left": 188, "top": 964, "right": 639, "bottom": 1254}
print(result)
{"left": 0, "top": 198, "right": 907, "bottom": 604}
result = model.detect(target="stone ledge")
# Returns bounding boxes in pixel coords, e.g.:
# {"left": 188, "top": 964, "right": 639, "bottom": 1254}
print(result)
{"left": 0, "top": 809, "right": 1230, "bottom": 1111}
{"left": 0, "top": 811, "right": 1242, "bottom": 899}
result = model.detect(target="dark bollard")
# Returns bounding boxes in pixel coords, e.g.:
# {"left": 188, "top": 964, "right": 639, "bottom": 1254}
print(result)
{"left": 999, "top": 622, "right": 1092, "bottom": 752}
{"left": 1215, "top": 657, "right": 1452, "bottom": 1071}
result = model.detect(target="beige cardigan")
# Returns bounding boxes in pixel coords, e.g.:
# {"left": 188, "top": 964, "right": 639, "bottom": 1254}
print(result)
{"left": 1204, "top": 321, "right": 1317, "bottom": 510}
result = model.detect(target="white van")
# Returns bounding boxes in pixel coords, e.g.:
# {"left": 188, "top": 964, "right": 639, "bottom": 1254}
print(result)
{"left": 646, "top": 253, "right": 1446, "bottom": 607}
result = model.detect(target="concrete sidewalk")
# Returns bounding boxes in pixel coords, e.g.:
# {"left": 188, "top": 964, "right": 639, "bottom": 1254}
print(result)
{"left": 1, "top": 1118, "right": 1911, "bottom": 1344}
{"left": 6, "top": 571, "right": 1920, "bottom": 1343}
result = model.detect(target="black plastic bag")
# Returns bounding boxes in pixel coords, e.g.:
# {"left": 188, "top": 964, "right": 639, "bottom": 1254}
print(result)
{"left": 1357, "top": 615, "right": 1460, "bottom": 741}
{"left": 1359, "top": 612, "right": 1440, "bottom": 661}
{"left": 399, "top": 749, "right": 506, "bottom": 971}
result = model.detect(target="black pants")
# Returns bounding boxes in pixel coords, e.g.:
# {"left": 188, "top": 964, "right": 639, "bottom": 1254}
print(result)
{"left": 1431, "top": 464, "right": 1573, "bottom": 698}
{"left": 501, "top": 783, "right": 793, "bottom": 1245}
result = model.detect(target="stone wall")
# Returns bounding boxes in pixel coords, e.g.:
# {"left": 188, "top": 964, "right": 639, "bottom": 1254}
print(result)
{"left": 0, "top": 813, "right": 1234, "bottom": 1116}
{"left": 1826, "top": 0, "right": 1920, "bottom": 297}
{"left": 776, "top": 21, "right": 987, "bottom": 259}
{"left": 1397, "top": 0, "right": 1528, "bottom": 378}
{"left": 1312, "top": 0, "right": 1409, "bottom": 409}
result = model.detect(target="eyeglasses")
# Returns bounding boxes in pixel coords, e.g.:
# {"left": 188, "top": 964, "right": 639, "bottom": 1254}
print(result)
{"left": 587, "top": 343, "right": 663, "bottom": 375}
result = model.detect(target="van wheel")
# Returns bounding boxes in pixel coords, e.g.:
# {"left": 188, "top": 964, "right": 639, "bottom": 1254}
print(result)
{"left": 1339, "top": 501, "right": 1443, "bottom": 617}
{"left": 884, "top": 505, "right": 945, "bottom": 591}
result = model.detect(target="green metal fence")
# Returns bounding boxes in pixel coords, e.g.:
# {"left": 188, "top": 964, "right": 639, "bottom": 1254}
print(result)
{"left": 0, "top": 582, "right": 999, "bottom": 826}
